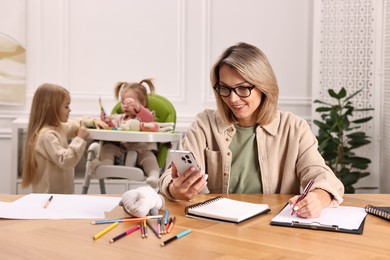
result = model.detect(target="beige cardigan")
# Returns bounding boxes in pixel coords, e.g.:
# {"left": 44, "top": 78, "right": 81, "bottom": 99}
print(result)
{"left": 159, "top": 109, "right": 344, "bottom": 206}
{"left": 34, "top": 121, "right": 87, "bottom": 194}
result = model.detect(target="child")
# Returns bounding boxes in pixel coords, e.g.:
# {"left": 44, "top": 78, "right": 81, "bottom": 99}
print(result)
{"left": 99, "top": 79, "right": 160, "bottom": 188}
{"left": 22, "top": 83, "right": 107, "bottom": 194}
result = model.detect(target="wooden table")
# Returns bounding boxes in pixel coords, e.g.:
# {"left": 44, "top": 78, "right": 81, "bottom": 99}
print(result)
{"left": 0, "top": 194, "right": 389, "bottom": 259}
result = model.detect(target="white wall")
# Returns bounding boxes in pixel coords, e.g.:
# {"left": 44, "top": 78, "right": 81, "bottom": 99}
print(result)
{"left": 1, "top": 0, "right": 315, "bottom": 193}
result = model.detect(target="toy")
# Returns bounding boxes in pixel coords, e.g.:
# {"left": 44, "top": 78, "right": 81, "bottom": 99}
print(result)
{"left": 119, "top": 118, "right": 174, "bottom": 132}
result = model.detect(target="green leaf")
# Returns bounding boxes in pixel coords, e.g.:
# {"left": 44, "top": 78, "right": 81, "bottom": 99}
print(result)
{"left": 341, "top": 172, "right": 359, "bottom": 185}
{"left": 355, "top": 108, "right": 374, "bottom": 112}
{"left": 344, "top": 185, "right": 355, "bottom": 194}
{"left": 348, "top": 139, "right": 371, "bottom": 148}
{"left": 352, "top": 116, "right": 373, "bottom": 124}
{"left": 316, "top": 107, "right": 332, "bottom": 112}
{"left": 346, "top": 132, "right": 367, "bottom": 138}
{"left": 314, "top": 99, "right": 331, "bottom": 105}
{"left": 344, "top": 88, "right": 363, "bottom": 102}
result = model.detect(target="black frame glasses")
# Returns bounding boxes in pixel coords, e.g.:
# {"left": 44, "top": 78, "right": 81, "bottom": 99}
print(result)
{"left": 213, "top": 83, "right": 256, "bottom": 98}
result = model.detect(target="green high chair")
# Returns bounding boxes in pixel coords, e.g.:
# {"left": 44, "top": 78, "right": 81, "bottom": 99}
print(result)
{"left": 82, "top": 94, "right": 176, "bottom": 194}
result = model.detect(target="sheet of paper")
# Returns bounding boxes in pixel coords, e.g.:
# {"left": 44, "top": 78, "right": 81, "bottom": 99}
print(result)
{"left": 271, "top": 204, "right": 367, "bottom": 230}
{"left": 0, "top": 193, "right": 121, "bottom": 219}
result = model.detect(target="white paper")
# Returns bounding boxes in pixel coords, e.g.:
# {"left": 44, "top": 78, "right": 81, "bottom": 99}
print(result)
{"left": 0, "top": 193, "right": 121, "bottom": 219}
{"left": 271, "top": 204, "right": 367, "bottom": 230}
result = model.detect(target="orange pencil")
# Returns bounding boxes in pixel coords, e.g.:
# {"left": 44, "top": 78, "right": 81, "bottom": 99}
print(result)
{"left": 167, "top": 217, "right": 176, "bottom": 233}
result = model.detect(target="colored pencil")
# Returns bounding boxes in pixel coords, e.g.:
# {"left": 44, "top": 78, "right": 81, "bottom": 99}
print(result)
{"left": 167, "top": 217, "right": 176, "bottom": 233}
{"left": 90, "top": 215, "right": 163, "bottom": 225}
{"left": 93, "top": 222, "right": 119, "bottom": 240}
{"left": 109, "top": 225, "right": 140, "bottom": 243}
{"left": 146, "top": 219, "right": 161, "bottom": 239}
{"left": 43, "top": 195, "right": 53, "bottom": 209}
{"left": 160, "top": 229, "right": 191, "bottom": 247}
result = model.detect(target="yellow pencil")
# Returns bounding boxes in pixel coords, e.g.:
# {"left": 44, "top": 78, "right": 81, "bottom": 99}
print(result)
{"left": 93, "top": 222, "right": 119, "bottom": 240}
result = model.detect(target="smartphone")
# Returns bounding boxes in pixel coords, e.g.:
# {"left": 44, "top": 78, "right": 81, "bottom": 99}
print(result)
{"left": 169, "top": 150, "right": 200, "bottom": 175}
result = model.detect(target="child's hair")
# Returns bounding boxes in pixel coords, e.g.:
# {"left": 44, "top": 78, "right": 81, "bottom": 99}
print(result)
{"left": 21, "top": 83, "right": 70, "bottom": 187}
{"left": 114, "top": 78, "right": 155, "bottom": 107}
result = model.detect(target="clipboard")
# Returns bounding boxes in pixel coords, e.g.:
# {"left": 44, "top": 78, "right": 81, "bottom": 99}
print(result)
{"left": 270, "top": 203, "right": 367, "bottom": 234}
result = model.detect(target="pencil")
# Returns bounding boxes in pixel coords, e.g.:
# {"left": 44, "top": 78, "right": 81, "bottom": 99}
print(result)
{"left": 140, "top": 220, "right": 145, "bottom": 238}
{"left": 160, "top": 229, "right": 191, "bottom": 247}
{"left": 167, "top": 216, "right": 176, "bottom": 233}
{"left": 164, "top": 208, "right": 169, "bottom": 224}
{"left": 157, "top": 218, "right": 162, "bottom": 235}
{"left": 146, "top": 219, "right": 161, "bottom": 238}
{"left": 143, "top": 219, "right": 148, "bottom": 238}
{"left": 90, "top": 215, "right": 163, "bottom": 225}
{"left": 109, "top": 225, "right": 140, "bottom": 243}
{"left": 93, "top": 222, "right": 119, "bottom": 240}
{"left": 43, "top": 195, "right": 53, "bottom": 209}
{"left": 165, "top": 217, "right": 173, "bottom": 231}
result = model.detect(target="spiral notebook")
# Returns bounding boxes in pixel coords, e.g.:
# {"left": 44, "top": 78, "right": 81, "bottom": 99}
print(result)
{"left": 365, "top": 205, "right": 390, "bottom": 222}
{"left": 184, "top": 196, "right": 270, "bottom": 224}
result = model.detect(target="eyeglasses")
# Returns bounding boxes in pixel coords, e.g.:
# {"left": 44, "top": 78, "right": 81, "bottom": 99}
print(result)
{"left": 213, "top": 83, "right": 255, "bottom": 98}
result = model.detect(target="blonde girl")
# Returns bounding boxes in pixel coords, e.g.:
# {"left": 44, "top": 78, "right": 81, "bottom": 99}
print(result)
{"left": 22, "top": 83, "right": 105, "bottom": 193}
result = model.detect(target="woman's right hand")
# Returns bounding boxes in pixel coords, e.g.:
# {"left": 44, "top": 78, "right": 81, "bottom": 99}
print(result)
{"left": 168, "top": 163, "right": 208, "bottom": 201}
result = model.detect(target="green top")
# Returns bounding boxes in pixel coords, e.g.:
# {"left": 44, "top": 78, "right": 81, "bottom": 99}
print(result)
{"left": 228, "top": 125, "right": 262, "bottom": 194}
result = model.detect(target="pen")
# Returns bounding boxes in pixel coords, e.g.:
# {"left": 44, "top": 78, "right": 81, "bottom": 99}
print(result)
{"left": 291, "top": 179, "right": 315, "bottom": 216}
{"left": 109, "top": 225, "right": 140, "bottom": 243}
{"left": 43, "top": 195, "right": 53, "bottom": 209}
{"left": 90, "top": 215, "right": 163, "bottom": 225}
{"left": 160, "top": 229, "right": 191, "bottom": 247}
{"left": 93, "top": 222, "right": 119, "bottom": 240}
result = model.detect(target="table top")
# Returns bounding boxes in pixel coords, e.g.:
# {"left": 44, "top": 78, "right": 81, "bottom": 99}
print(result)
{"left": 0, "top": 194, "right": 389, "bottom": 259}
{"left": 88, "top": 129, "right": 181, "bottom": 142}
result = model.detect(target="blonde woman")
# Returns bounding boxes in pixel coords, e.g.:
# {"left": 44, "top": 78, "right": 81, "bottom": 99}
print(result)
{"left": 159, "top": 42, "right": 344, "bottom": 218}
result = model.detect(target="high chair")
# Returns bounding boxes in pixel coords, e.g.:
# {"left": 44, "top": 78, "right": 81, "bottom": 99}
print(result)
{"left": 81, "top": 94, "right": 176, "bottom": 194}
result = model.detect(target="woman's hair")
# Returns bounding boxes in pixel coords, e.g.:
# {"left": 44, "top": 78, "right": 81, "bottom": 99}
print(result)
{"left": 210, "top": 42, "right": 279, "bottom": 125}
{"left": 113, "top": 79, "right": 155, "bottom": 107}
{"left": 21, "top": 83, "right": 70, "bottom": 187}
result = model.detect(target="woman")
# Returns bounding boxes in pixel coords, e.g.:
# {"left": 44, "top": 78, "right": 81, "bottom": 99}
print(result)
{"left": 158, "top": 42, "right": 344, "bottom": 218}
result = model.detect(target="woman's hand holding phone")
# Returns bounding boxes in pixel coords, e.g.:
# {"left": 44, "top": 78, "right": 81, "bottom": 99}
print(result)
{"left": 168, "top": 150, "right": 208, "bottom": 201}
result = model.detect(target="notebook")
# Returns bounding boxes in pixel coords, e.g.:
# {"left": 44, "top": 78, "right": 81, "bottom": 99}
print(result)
{"left": 365, "top": 205, "right": 390, "bottom": 222}
{"left": 184, "top": 196, "right": 270, "bottom": 224}
{"left": 270, "top": 203, "right": 367, "bottom": 234}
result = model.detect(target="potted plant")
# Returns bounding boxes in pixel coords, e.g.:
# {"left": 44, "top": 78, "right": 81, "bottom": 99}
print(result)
{"left": 313, "top": 87, "right": 374, "bottom": 193}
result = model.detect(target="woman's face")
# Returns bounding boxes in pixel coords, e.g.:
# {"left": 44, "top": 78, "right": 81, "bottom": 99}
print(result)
{"left": 59, "top": 95, "right": 71, "bottom": 122}
{"left": 218, "top": 64, "right": 262, "bottom": 126}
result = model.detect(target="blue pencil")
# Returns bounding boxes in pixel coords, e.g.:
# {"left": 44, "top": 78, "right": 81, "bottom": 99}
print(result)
{"left": 164, "top": 208, "right": 169, "bottom": 224}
